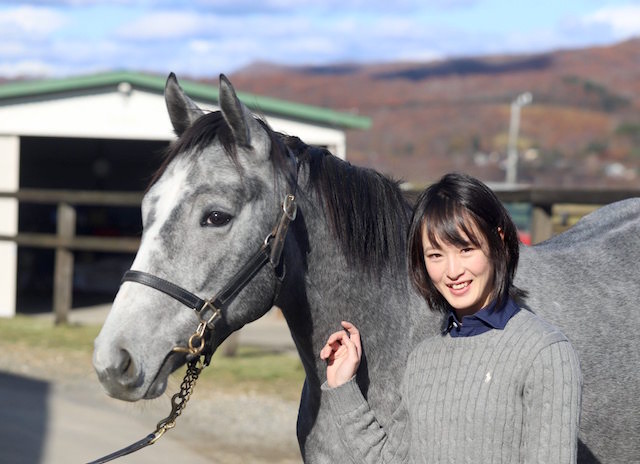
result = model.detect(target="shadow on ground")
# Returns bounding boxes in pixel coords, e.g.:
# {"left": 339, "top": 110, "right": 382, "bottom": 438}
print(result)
{"left": 0, "top": 372, "right": 49, "bottom": 464}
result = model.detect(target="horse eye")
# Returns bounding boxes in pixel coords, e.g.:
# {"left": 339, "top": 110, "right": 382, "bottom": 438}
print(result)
{"left": 201, "top": 210, "right": 233, "bottom": 227}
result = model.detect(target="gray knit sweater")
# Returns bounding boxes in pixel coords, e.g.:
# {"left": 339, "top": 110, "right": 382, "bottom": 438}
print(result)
{"left": 322, "top": 309, "right": 582, "bottom": 463}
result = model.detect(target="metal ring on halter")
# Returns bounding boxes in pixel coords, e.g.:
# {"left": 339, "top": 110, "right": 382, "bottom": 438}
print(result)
{"left": 172, "top": 320, "right": 207, "bottom": 355}
{"left": 263, "top": 232, "right": 274, "bottom": 247}
{"left": 283, "top": 194, "right": 297, "bottom": 221}
{"left": 199, "top": 300, "right": 222, "bottom": 329}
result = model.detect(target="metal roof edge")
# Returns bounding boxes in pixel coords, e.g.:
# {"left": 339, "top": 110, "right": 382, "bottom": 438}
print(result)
{"left": 0, "top": 71, "right": 371, "bottom": 130}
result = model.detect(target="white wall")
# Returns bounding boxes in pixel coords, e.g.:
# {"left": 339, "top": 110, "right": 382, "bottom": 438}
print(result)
{"left": 0, "top": 135, "right": 19, "bottom": 317}
{"left": 0, "top": 90, "right": 175, "bottom": 141}
{"left": 0, "top": 88, "right": 347, "bottom": 158}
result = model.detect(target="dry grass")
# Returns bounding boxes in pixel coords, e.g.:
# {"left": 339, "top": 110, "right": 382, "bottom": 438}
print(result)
{"left": 0, "top": 316, "right": 305, "bottom": 401}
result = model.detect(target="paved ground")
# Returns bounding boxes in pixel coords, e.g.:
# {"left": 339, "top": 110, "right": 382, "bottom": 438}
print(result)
{"left": 1, "top": 307, "right": 303, "bottom": 464}
{"left": 1, "top": 372, "right": 220, "bottom": 464}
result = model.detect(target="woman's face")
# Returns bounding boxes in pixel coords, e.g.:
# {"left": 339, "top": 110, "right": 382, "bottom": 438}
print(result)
{"left": 422, "top": 224, "right": 495, "bottom": 317}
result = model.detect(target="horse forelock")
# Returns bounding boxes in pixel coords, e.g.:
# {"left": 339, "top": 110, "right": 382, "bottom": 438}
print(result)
{"left": 149, "top": 111, "right": 291, "bottom": 191}
{"left": 284, "top": 135, "right": 411, "bottom": 276}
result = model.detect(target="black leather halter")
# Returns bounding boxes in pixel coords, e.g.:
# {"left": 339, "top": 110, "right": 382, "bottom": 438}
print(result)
{"left": 122, "top": 191, "right": 297, "bottom": 340}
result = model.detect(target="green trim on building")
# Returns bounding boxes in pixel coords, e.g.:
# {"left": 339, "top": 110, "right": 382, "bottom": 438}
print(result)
{"left": 0, "top": 71, "right": 371, "bottom": 130}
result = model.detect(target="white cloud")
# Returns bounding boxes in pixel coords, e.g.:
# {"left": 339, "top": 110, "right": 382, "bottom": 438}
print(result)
{"left": 0, "top": 5, "right": 67, "bottom": 37}
{"left": 49, "top": 39, "right": 121, "bottom": 63}
{"left": 115, "top": 12, "right": 213, "bottom": 40}
{"left": 115, "top": 10, "right": 320, "bottom": 42}
{"left": 0, "top": 60, "right": 56, "bottom": 78}
{"left": 6, "top": 0, "right": 146, "bottom": 5}
{"left": 0, "top": 41, "right": 28, "bottom": 56}
{"left": 582, "top": 4, "right": 640, "bottom": 39}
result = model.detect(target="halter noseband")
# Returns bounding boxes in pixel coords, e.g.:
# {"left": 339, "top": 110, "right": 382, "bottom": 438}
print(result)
{"left": 121, "top": 191, "right": 297, "bottom": 354}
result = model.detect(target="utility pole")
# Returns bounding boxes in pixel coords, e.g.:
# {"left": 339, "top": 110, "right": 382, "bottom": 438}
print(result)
{"left": 506, "top": 92, "right": 532, "bottom": 185}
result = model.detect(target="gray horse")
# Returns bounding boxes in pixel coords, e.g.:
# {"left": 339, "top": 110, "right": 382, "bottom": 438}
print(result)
{"left": 93, "top": 73, "right": 640, "bottom": 463}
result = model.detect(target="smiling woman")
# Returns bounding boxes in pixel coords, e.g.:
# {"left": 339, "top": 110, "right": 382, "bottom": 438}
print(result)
{"left": 321, "top": 173, "right": 582, "bottom": 463}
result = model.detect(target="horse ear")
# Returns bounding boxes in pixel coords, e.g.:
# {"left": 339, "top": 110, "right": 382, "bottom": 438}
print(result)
{"left": 165, "top": 72, "right": 205, "bottom": 136}
{"left": 219, "top": 74, "right": 266, "bottom": 151}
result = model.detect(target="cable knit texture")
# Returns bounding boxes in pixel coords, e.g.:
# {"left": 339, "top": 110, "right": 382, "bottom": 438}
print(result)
{"left": 322, "top": 309, "right": 582, "bottom": 463}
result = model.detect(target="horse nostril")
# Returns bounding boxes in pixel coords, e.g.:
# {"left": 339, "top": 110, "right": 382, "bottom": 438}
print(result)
{"left": 117, "top": 348, "right": 131, "bottom": 374}
{"left": 115, "top": 349, "right": 137, "bottom": 384}
{"left": 98, "top": 348, "right": 141, "bottom": 389}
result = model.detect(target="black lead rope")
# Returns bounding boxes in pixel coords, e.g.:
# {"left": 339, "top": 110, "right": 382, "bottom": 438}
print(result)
{"left": 87, "top": 356, "right": 205, "bottom": 464}
{"left": 87, "top": 193, "right": 297, "bottom": 464}
{"left": 87, "top": 435, "right": 156, "bottom": 464}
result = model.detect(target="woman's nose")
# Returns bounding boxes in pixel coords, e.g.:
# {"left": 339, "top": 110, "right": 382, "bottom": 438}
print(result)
{"left": 447, "top": 256, "right": 464, "bottom": 279}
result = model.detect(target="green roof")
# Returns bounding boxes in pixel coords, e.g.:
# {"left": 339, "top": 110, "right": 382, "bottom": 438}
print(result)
{"left": 0, "top": 71, "right": 371, "bottom": 130}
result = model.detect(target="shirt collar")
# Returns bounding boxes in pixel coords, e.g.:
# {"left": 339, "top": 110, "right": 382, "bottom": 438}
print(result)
{"left": 442, "top": 297, "right": 520, "bottom": 337}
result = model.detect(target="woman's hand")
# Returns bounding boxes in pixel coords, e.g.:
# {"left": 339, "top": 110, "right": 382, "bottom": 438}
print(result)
{"left": 320, "top": 321, "right": 362, "bottom": 388}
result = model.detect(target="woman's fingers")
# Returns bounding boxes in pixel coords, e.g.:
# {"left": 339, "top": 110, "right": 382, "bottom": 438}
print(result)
{"left": 341, "top": 321, "right": 362, "bottom": 356}
{"left": 321, "top": 331, "right": 348, "bottom": 357}
{"left": 326, "top": 330, "right": 348, "bottom": 345}
{"left": 320, "top": 321, "right": 362, "bottom": 361}
{"left": 321, "top": 321, "right": 363, "bottom": 388}
{"left": 320, "top": 333, "right": 346, "bottom": 359}
{"left": 341, "top": 320, "right": 357, "bottom": 331}
{"left": 319, "top": 344, "right": 332, "bottom": 360}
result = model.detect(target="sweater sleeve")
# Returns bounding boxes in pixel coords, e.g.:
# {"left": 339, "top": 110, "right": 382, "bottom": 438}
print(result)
{"left": 521, "top": 337, "right": 582, "bottom": 464}
{"left": 321, "top": 356, "right": 414, "bottom": 464}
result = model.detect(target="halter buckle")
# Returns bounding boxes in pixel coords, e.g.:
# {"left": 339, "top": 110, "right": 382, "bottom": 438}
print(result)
{"left": 199, "top": 299, "right": 222, "bottom": 329}
{"left": 269, "top": 194, "right": 297, "bottom": 267}
{"left": 282, "top": 193, "right": 297, "bottom": 221}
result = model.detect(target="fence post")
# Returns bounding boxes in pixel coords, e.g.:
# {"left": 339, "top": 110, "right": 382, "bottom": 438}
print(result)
{"left": 53, "top": 202, "right": 75, "bottom": 325}
{"left": 530, "top": 203, "right": 553, "bottom": 244}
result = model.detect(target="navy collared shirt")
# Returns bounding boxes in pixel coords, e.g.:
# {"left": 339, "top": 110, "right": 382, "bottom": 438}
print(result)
{"left": 443, "top": 297, "right": 521, "bottom": 337}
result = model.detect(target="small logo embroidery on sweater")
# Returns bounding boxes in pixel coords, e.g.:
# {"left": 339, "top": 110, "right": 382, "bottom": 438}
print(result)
{"left": 484, "top": 372, "right": 492, "bottom": 383}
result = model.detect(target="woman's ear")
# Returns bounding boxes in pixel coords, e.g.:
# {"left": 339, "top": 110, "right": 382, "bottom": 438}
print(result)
{"left": 497, "top": 227, "right": 505, "bottom": 241}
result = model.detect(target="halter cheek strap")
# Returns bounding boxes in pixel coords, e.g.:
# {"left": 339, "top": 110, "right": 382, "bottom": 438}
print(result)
{"left": 121, "top": 192, "right": 297, "bottom": 331}
{"left": 121, "top": 230, "right": 273, "bottom": 329}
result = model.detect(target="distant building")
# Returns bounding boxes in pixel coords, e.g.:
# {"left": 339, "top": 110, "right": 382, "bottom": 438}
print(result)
{"left": 0, "top": 71, "right": 371, "bottom": 317}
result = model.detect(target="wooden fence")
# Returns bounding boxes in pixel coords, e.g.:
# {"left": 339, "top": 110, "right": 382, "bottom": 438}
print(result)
{"left": 0, "top": 189, "right": 142, "bottom": 324}
{"left": 0, "top": 187, "right": 638, "bottom": 324}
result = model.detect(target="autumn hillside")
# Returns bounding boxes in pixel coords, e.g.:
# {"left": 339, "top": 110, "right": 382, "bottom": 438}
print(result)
{"left": 225, "top": 38, "right": 640, "bottom": 188}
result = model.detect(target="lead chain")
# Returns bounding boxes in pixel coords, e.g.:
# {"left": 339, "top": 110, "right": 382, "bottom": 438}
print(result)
{"left": 150, "top": 356, "right": 204, "bottom": 444}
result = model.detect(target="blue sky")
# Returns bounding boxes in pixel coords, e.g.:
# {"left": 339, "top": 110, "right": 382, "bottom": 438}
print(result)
{"left": 1, "top": 0, "right": 640, "bottom": 78}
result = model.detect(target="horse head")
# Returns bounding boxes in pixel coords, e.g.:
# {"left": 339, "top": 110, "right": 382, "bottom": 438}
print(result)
{"left": 93, "top": 73, "right": 296, "bottom": 401}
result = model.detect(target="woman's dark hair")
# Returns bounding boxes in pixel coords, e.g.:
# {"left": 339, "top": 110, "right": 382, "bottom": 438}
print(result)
{"left": 408, "top": 173, "right": 523, "bottom": 313}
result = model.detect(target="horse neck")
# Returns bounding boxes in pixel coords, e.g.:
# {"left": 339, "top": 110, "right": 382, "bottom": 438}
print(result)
{"left": 278, "top": 192, "right": 435, "bottom": 387}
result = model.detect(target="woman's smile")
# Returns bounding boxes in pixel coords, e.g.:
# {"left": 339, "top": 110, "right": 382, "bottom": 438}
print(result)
{"left": 448, "top": 280, "right": 471, "bottom": 293}
{"left": 422, "top": 226, "right": 495, "bottom": 318}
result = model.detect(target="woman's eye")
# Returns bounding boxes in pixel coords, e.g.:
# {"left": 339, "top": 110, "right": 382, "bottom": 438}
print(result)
{"left": 201, "top": 211, "right": 233, "bottom": 227}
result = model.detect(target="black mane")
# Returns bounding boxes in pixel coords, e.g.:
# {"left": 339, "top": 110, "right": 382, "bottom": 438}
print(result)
{"left": 284, "top": 136, "right": 411, "bottom": 275}
{"left": 151, "top": 110, "right": 411, "bottom": 274}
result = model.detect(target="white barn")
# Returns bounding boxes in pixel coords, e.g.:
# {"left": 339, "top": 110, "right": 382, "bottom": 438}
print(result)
{"left": 0, "top": 71, "right": 370, "bottom": 317}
